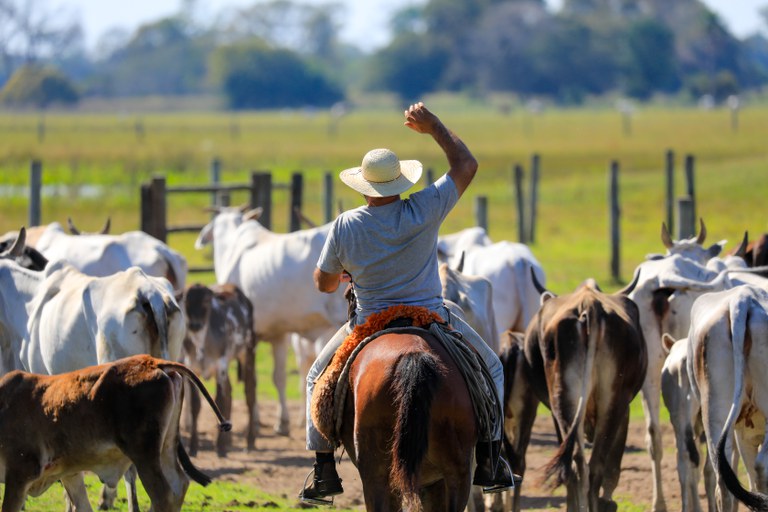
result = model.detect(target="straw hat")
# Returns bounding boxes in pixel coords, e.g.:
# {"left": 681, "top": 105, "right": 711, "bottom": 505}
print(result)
{"left": 339, "top": 148, "right": 422, "bottom": 197}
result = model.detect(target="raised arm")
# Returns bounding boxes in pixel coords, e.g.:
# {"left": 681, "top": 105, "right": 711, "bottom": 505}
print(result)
{"left": 403, "top": 102, "right": 478, "bottom": 198}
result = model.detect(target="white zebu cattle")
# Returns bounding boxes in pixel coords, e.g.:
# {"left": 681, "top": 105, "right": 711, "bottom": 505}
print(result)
{"left": 661, "top": 334, "right": 716, "bottom": 512}
{"left": 30, "top": 221, "right": 188, "bottom": 291}
{"left": 0, "top": 260, "right": 42, "bottom": 374}
{"left": 461, "top": 241, "right": 546, "bottom": 340}
{"left": 627, "top": 254, "right": 725, "bottom": 512}
{"left": 437, "top": 226, "right": 492, "bottom": 267}
{"left": 647, "top": 219, "right": 725, "bottom": 264}
{"left": 687, "top": 285, "right": 768, "bottom": 512}
{"left": 439, "top": 261, "right": 499, "bottom": 352}
{"left": 195, "top": 206, "right": 348, "bottom": 434}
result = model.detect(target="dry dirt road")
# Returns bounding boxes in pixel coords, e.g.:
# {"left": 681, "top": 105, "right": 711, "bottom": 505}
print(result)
{"left": 189, "top": 397, "right": 705, "bottom": 511}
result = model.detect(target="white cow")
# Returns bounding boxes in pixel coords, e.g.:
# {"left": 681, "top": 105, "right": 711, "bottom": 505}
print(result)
{"left": 437, "top": 226, "right": 493, "bottom": 267}
{"left": 461, "top": 241, "right": 546, "bottom": 340}
{"left": 647, "top": 219, "right": 725, "bottom": 264}
{"left": 661, "top": 334, "right": 716, "bottom": 512}
{"left": 30, "top": 221, "right": 188, "bottom": 291}
{"left": 195, "top": 206, "right": 348, "bottom": 434}
{"left": 687, "top": 285, "right": 768, "bottom": 512}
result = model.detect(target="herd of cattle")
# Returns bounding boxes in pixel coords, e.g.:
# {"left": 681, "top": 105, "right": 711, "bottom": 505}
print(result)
{"left": 1, "top": 211, "right": 768, "bottom": 512}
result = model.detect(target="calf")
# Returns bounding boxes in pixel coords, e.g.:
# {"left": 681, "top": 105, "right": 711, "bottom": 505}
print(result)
{"left": 0, "top": 354, "right": 231, "bottom": 512}
{"left": 179, "top": 282, "right": 257, "bottom": 456}
{"left": 525, "top": 277, "right": 647, "bottom": 512}
{"left": 660, "top": 334, "right": 716, "bottom": 512}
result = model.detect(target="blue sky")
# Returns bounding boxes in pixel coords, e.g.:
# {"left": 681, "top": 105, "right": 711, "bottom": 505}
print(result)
{"left": 67, "top": 0, "right": 767, "bottom": 53}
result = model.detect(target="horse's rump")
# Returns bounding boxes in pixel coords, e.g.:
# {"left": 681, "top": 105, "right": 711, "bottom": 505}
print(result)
{"left": 311, "top": 305, "right": 444, "bottom": 444}
{"left": 344, "top": 331, "right": 477, "bottom": 510}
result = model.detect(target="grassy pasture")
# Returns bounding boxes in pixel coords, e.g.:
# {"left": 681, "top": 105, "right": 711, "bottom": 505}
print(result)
{"left": 0, "top": 101, "right": 766, "bottom": 510}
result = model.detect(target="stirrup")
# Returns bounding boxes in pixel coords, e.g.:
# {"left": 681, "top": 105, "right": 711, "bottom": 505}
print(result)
{"left": 298, "top": 469, "right": 339, "bottom": 506}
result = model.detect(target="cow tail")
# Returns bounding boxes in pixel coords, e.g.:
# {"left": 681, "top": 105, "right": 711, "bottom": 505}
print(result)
{"left": 390, "top": 352, "right": 442, "bottom": 510}
{"left": 177, "top": 441, "right": 212, "bottom": 486}
{"left": 544, "top": 309, "right": 595, "bottom": 489}
{"left": 716, "top": 297, "right": 768, "bottom": 511}
{"left": 159, "top": 361, "right": 233, "bottom": 433}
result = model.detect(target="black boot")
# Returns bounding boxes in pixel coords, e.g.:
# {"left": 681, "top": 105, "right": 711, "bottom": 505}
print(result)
{"left": 473, "top": 440, "right": 517, "bottom": 494}
{"left": 299, "top": 456, "right": 344, "bottom": 506}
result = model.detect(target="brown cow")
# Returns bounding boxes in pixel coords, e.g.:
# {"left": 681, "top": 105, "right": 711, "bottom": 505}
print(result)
{"left": 0, "top": 354, "right": 231, "bottom": 512}
{"left": 178, "top": 282, "right": 257, "bottom": 456}
{"left": 524, "top": 277, "right": 646, "bottom": 512}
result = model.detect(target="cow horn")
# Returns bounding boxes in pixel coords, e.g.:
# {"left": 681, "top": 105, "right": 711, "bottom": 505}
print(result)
{"left": 337, "top": 200, "right": 344, "bottom": 216}
{"left": 238, "top": 203, "right": 251, "bottom": 213}
{"left": 203, "top": 206, "right": 223, "bottom": 214}
{"left": 530, "top": 267, "right": 548, "bottom": 295}
{"left": 100, "top": 217, "right": 111, "bottom": 234}
{"left": 733, "top": 231, "right": 749, "bottom": 258}
{"left": 67, "top": 217, "right": 81, "bottom": 235}
{"left": 1, "top": 227, "right": 26, "bottom": 258}
{"left": 661, "top": 222, "right": 674, "bottom": 248}
{"left": 615, "top": 266, "right": 641, "bottom": 296}
{"left": 696, "top": 218, "right": 707, "bottom": 244}
{"left": 455, "top": 251, "right": 465, "bottom": 273}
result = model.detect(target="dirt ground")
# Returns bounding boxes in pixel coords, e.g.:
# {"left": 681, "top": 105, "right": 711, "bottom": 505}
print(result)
{"left": 191, "top": 398, "right": 696, "bottom": 511}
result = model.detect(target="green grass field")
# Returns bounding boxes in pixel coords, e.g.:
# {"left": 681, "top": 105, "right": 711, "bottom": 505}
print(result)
{"left": 0, "top": 98, "right": 765, "bottom": 510}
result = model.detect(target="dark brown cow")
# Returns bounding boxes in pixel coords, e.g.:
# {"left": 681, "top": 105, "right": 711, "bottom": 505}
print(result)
{"left": 729, "top": 232, "right": 768, "bottom": 277}
{"left": 524, "top": 277, "right": 646, "bottom": 512}
{"left": 499, "top": 330, "right": 539, "bottom": 512}
{"left": 178, "top": 283, "right": 257, "bottom": 456}
{"left": 0, "top": 354, "right": 231, "bottom": 512}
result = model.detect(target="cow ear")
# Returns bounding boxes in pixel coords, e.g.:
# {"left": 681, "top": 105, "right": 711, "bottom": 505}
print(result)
{"left": 661, "top": 333, "right": 676, "bottom": 354}
{"left": 243, "top": 207, "right": 263, "bottom": 221}
{"left": 645, "top": 253, "right": 664, "bottom": 261}
{"left": 707, "top": 241, "right": 725, "bottom": 259}
{"left": 540, "top": 291, "right": 556, "bottom": 305}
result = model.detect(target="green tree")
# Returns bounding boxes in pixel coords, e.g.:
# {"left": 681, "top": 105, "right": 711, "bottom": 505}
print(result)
{"left": 364, "top": 32, "right": 451, "bottom": 102}
{"left": 0, "top": 64, "right": 79, "bottom": 107}
{"left": 622, "top": 18, "right": 679, "bottom": 99}
{"left": 209, "top": 40, "right": 343, "bottom": 109}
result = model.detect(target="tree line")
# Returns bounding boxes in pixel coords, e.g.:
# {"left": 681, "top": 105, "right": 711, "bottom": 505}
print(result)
{"left": 0, "top": 0, "right": 766, "bottom": 109}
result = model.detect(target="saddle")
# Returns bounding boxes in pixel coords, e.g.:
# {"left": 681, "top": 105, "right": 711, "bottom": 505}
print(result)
{"left": 311, "top": 305, "right": 445, "bottom": 446}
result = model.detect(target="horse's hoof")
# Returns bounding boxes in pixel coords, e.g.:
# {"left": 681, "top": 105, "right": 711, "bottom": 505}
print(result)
{"left": 274, "top": 419, "right": 290, "bottom": 436}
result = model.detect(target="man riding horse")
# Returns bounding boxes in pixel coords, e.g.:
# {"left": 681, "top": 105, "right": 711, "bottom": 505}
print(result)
{"left": 300, "top": 102, "right": 515, "bottom": 504}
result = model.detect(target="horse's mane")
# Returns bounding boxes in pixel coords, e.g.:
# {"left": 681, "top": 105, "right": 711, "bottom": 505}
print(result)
{"left": 311, "top": 305, "right": 444, "bottom": 444}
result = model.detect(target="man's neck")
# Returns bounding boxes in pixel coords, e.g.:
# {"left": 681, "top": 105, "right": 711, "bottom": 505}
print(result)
{"left": 365, "top": 195, "right": 400, "bottom": 207}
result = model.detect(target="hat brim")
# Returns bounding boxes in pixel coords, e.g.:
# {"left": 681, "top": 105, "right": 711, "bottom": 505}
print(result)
{"left": 339, "top": 160, "right": 423, "bottom": 197}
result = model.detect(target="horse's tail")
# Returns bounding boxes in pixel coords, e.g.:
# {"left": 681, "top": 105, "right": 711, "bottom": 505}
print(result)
{"left": 390, "top": 351, "right": 443, "bottom": 510}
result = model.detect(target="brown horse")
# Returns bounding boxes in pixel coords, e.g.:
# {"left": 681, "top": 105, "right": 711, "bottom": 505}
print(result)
{"left": 339, "top": 328, "right": 478, "bottom": 511}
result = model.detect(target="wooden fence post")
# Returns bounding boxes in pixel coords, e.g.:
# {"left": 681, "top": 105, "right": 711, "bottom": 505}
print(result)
{"left": 29, "top": 160, "right": 42, "bottom": 227}
{"left": 665, "top": 149, "right": 674, "bottom": 233}
{"left": 140, "top": 176, "right": 166, "bottom": 242}
{"left": 475, "top": 196, "right": 488, "bottom": 233}
{"left": 210, "top": 157, "right": 222, "bottom": 207}
{"left": 289, "top": 172, "right": 303, "bottom": 232}
{"left": 513, "top": 164, "right": 526, "bottom": 243}
{"left": 609, "top": 160, "right": 621, "bottom": 282}
{"left": 682, "top": 154, "right": 696, "bottom": 238}
{"left": 250, "top": 172, "right": 272, "bottom": 229}
{"left": 677, "top": 198, "right": 695, "bottom": 240}
{"left": 528, "top": 153, "right": 540, "bottom": 244}
{"left": 323, "top": 172, "right": 333, "bottom": 223}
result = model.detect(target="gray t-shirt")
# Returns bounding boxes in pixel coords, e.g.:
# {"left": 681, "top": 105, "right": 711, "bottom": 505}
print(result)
{"left": 317, "top": 174, "right": 459, "bottom": 321}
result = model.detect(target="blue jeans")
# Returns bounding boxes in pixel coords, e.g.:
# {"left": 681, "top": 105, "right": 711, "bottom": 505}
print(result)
{"left": 305, "top": 303, "right": 504, "bottom": 451}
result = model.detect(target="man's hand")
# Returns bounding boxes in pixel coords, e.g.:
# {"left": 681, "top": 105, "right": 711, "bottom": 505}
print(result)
{"left": 404, "top": 102, "right": 440, "bottom": 135}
